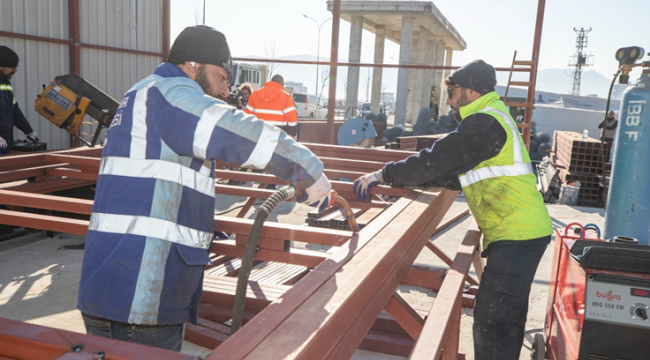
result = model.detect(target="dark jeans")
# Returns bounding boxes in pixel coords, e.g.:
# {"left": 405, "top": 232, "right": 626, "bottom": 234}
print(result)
{"left": 473, "top": 238, "right": 549, "bottom": 360}
{"left": 0, "top": 147, "right": 10, "bottom": 155}
{"left": 82, "top": 313, "right": 184, "bottom": 352}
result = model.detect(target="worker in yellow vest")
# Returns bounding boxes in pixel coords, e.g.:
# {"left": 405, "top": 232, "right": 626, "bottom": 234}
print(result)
{"left": 353, "top": 60, "right": 552, "bottom": 360}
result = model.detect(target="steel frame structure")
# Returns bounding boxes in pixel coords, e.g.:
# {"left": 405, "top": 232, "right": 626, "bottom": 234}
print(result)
{"left": 0, "top": 143, "right": 484, "bottom": 359}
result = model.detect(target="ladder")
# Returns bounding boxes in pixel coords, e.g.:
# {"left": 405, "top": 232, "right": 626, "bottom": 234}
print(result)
{"left": 503, "top": 51, "right": 537, "bottom": 150}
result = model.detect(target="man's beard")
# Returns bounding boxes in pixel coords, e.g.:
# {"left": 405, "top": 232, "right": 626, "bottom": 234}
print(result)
{"left": 451, "top": 89, "right": 470, "bottom": 122}
{"left": 195, "top": 65, "right": 217, "bottom": 98}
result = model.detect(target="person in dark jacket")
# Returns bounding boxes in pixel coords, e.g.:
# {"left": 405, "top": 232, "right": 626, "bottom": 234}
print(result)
{"left": 0, "top": 46, "right": 39, "bottom": 155}
{"left": 353, "top": 60, "right": 552, "bottom": 360}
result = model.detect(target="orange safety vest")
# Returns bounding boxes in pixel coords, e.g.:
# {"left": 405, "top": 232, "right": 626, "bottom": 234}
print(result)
{"left": 244, "top": 82, "right": 297, "bottom": 128}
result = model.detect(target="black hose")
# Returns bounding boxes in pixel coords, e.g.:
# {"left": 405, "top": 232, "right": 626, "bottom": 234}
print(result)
{"left": 599, "top": 73, "right": 619, "bottom": 211}
{"left": 230, "top": 186, "right": 297, "bottom": 334}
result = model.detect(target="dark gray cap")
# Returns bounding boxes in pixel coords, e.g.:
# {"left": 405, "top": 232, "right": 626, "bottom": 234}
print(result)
{"left": 168, "top": 25, "right": 232, "bottom": 77}
{"left": 0, "top": 46, "right": 19, "bottom": 68}
{"left": 448, "top": 60, "right": 496, "bottom": 94}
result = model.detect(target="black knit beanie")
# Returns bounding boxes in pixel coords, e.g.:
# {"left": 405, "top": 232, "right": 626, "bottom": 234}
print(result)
{"left": 0, "top": 46, "right": 19, "bottom": 68}
{"left": 168, "top": 26, "right": 232, "bottom": 77}
{"left": 449, "top": 59, "right": 496, "bottom": 94}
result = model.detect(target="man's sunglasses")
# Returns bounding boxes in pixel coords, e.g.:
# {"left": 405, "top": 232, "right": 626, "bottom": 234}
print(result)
{"left": 447, "top": 85, "right": 461, "bottom": 98}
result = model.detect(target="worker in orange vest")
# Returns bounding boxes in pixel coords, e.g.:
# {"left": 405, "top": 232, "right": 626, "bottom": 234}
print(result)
{"left": 244, "top": 74, "right": 298, "bottom": 136}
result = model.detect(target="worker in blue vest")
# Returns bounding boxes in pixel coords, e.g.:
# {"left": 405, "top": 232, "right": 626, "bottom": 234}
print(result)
{"left": 0, "top": 46, "right": 39, "bottom": 155}
{"left": 77, "top": 26, "right": 332, "bottom": 351}
{"left": 353, "top": 60, "right": 552, "bottom": 360}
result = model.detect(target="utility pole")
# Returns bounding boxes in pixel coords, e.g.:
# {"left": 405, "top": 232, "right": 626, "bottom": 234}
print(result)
{"left": 569, "top": 27, "right": 593, "bottom": 96}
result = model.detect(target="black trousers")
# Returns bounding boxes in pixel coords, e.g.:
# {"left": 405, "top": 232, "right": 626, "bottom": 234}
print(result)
{"left": 473, "top": 238, "right": 550, "bottom": 360}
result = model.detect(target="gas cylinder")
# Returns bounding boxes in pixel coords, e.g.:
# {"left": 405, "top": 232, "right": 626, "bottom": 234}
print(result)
{"left": 604, "top": 68, "right": 650, "bottom": 244}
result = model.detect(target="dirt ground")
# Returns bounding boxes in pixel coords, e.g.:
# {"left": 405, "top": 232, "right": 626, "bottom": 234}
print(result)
{"left": 0, "top": 190, "right": 605, "bottom": 359}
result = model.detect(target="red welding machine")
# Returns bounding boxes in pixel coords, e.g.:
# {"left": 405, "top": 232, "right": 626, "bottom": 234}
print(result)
{"left": 539, "top": 227, "right": 650, "bottom": 360}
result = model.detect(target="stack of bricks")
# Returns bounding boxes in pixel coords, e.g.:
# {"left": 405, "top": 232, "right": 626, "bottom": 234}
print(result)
{"left": 550, "top": 131, "right": 610, "bottom": 207}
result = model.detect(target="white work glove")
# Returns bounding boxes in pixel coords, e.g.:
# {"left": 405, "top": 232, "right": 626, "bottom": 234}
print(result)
{"left": 0, "top": 136, "right": 6, "bottom": 149}
{"left": 26, "top": 132, "right": 39, "bottom": 143}
{"left": 297, "top": 173, "right": 332, "bottom": 212}
{"left": 353, "top": 169, "right": 384, "bottom": 202}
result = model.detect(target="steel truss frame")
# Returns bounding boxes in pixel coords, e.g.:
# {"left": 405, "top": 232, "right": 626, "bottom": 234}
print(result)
{"left": 0, "top": 143, "right": 483, "bottom": 360}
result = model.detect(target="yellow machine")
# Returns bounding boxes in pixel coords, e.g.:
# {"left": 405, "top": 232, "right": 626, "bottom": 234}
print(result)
{"left": 35, "top": 74, "right": 118, "bottom": 147}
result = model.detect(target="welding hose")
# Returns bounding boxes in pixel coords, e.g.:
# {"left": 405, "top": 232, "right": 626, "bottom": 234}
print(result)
{"left": 564, "top": 222, "right": 586, "bottom": 239}
{"left": 583, "top": 223, "right": 601, "bottom": 238}
{"left": 230, "top": 185, "right": 298, "bottom": 334}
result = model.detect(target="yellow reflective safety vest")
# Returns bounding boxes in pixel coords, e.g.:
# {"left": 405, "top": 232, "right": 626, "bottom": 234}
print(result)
{"left": 457, "top": 92, "right": 552, "bottom": 248}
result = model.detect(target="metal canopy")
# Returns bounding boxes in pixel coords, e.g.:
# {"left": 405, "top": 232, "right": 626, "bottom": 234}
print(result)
{"left": 326, "top": 0, "right": 466, "bottom": 51}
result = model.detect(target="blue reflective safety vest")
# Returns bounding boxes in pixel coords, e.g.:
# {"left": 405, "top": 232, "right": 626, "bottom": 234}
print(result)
{"left": 77, "top": 63, "right": 323, "bottom": 325}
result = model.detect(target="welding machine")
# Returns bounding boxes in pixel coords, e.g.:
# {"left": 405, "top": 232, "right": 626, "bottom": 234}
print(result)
{"left": 541, "top": 228, "right": 650, "bottom": 360}
{"left": 34, "top": 74, "right": 118, "bottom": 147}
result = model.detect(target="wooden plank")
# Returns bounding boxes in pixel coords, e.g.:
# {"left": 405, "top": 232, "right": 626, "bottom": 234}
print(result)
{"left": 384, "top": 293, "right": 424, "bottom": 340}
{"left": 201, "top": 275, "right": 290, "bottom": 311}
{"left": 249, "top": 262, "right": 308, "bottom": 286}
{"left": 409, "top": 220, "right": 482, "bottom": 360}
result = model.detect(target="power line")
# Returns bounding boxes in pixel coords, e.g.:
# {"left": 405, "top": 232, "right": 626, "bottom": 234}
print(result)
{"left": 568, "top": 27, "right": 593, "bottom": 96}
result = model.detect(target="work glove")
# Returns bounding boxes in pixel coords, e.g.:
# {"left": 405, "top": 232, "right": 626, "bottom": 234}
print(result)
{"left": 297, "top": 173, "right": 332, "bottom": 212}
{"left": 0, "top": 136, "right": 6, "bottom": 149}
{"left": 353, "top": 169, "right": 384, "bottom": 202}
{"left": 26, "top": 132, "right": 39, "bottom": 143}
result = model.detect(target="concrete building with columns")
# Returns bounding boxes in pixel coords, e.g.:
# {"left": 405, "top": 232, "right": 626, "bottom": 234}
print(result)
{"left": 327, "top": 1, "right": 465, "bottom": 125}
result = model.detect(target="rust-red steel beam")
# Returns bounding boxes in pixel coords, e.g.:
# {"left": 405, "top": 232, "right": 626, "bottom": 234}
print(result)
{"left": 409, "top": 220, "right": 482, "bottom": 360}
{"left": 215, "top": 216, "right": 351, "bottom": 246}
{"left": 0, "top": 209, "right": 88, "bottom": 235}
{"left": 0, "top": 190, "right": 93, "bottom": 214}
{"left": 206, "top": 190, "right": 423, "bottom": 359}
{"left": 323, "top": 191, "right": 458, "bottom": 360}
{"left": 211, "top": 240, "right": 327, "bottom": 269}
{"left": 0, "top": 318, "right": 199, "bottom": 360}
{"left": 215, "top": 189, "right": 457, "bottom": 360}
{"left": 384, "top": 292, "right": 424, "bottom": 340}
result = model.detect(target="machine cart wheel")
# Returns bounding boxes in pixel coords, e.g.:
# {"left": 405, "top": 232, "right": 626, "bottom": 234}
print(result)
{"left": 530, "top": 333, "right": 546, "bottom": 360}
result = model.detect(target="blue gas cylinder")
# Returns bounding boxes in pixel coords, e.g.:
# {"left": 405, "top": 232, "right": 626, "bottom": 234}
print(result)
{"left": 604, "top": 70, "right": 650, "bottom": 244}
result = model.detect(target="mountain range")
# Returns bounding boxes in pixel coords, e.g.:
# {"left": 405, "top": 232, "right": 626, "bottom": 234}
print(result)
{"left": 243, "top": 54, "right": 624, "bottom": 100}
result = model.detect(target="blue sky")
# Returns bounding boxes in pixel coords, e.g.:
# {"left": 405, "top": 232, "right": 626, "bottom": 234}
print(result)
{"left": 170, "top": 0, "right": 649, "bottom": 95}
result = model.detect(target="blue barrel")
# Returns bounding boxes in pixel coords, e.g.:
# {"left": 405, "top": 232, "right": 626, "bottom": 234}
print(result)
{"left": 604, "top": 71, "right": 650, "bottom": 244}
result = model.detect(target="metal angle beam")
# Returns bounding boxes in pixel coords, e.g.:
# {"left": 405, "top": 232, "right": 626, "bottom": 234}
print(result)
{"left": 230, "top": 189, "right": 457, "bottom": 360}
{"left": 206, "top": 190, "right": 423, "bottom": 360}
{"left": 409, "top": 220, "right": 482, "bottom": 360}
{"left": 384, "top": 292, "right": 425, "bottom": 340}
{"left": 0, "top": 318, "right": 198, "bottom": 360}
